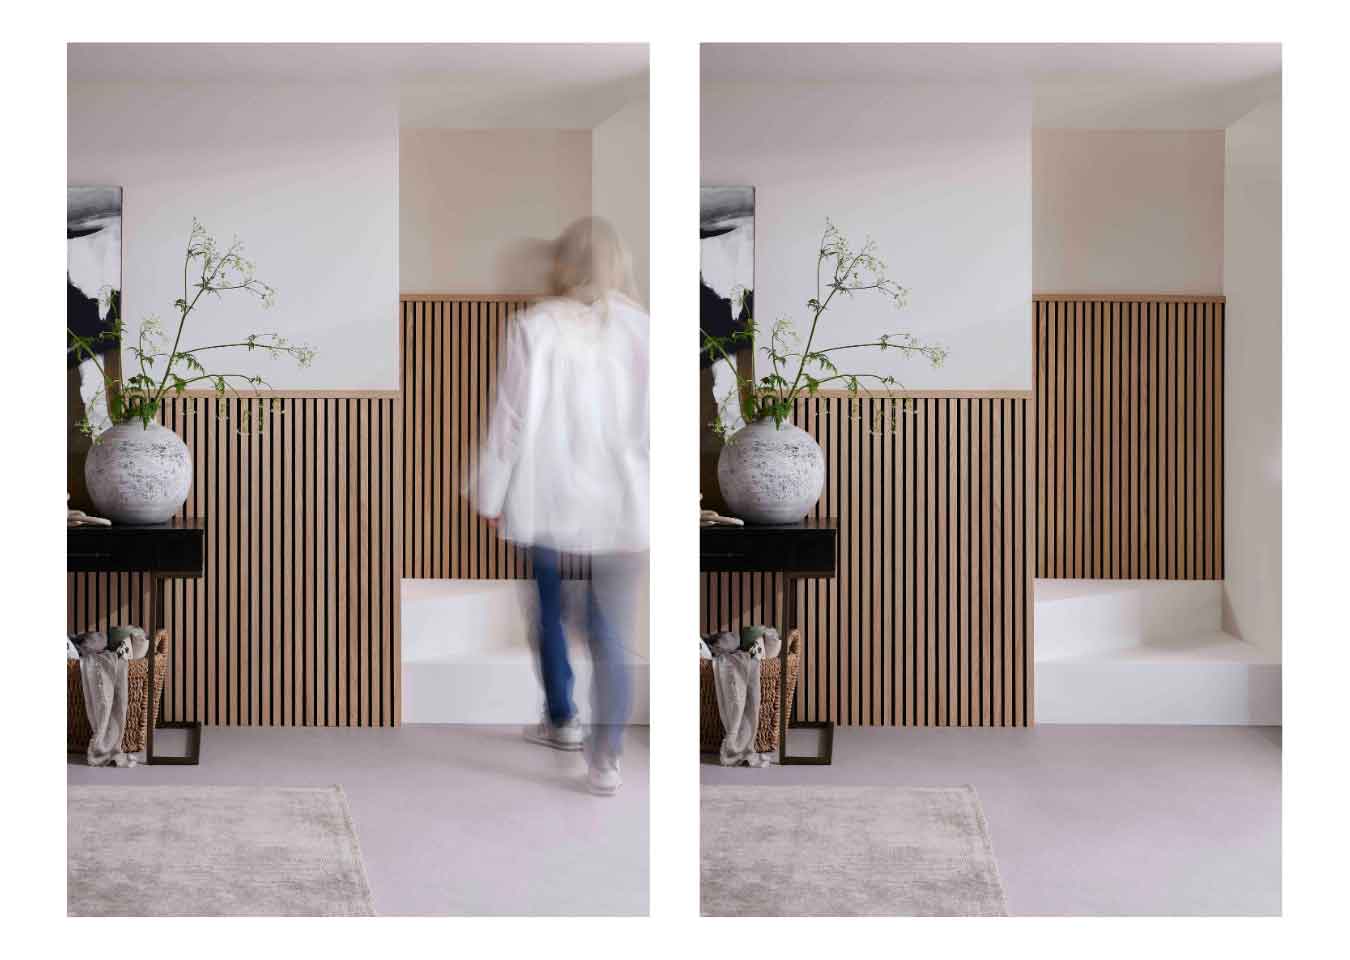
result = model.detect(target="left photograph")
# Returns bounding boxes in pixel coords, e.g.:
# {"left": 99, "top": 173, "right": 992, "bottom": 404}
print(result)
{"left": 65, "top": 42, "right": 650, "bottom": 916}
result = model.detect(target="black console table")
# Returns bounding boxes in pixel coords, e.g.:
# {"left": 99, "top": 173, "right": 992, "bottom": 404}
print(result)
{"left": 68, "top": 517, "right": 205, "bottom": 765}
{"left": 700, "top": 518, "right": 837, "bottom": 765}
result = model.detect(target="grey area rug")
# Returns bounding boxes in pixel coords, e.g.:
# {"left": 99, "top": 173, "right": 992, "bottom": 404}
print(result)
{"left": 69, "top": 785, "right": 375, "bottom": 916}
{"left": 701, "top": 785, "right": 1008, "bottom": 916}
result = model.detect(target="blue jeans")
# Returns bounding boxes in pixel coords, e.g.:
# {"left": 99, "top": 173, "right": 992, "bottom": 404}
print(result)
{"left": 533, "top": 548, "right": 634, "bottom": 759}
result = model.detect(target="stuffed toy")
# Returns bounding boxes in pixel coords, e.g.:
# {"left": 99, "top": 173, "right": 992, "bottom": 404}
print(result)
{"left": 109, "top": 625, "right": 149, "bottom": 659}
{"left": 740, "top": 624, "right": 781, "bottom": 659}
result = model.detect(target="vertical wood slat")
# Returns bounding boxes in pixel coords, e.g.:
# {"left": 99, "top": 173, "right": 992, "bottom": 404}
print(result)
{"left": 399, "top": 296, "right": 590, "bottom": 581}
{"left": 1033, "top": 294, "right": 1224, "bottom": 580}
{"left": 67, "top": 394, "right": 402, "bottom": 726}
{"left": 699, "top": 394, "right": 1034, "bottom": 728}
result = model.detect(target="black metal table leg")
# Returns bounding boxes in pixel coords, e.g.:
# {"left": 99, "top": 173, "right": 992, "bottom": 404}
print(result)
{"left": 144, "top": 573, "right": 202, "bottom": 765}
{"left": 145, "top": 575, "right": 156, "bottom": 763}
{"left": 778, "top": 574, "right": 789, "bottom": 764}
{"left": 778, "top": 573, "right": 834, "bottom": 765}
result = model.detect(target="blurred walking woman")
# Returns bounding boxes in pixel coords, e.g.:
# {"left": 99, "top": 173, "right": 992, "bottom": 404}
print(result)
{"left": 468, "top": 217, "right": 648, "bottom": 796}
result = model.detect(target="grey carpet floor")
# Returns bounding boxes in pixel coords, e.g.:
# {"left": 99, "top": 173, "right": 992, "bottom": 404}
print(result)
{"left": 702, "top": 785, "right": 1007, "bottom": 916}
{"left": 702, "top": 725, "right": 1281, "bottom": 916}
{"left": 68, "top": 785, "right": 374, "bottom": 916}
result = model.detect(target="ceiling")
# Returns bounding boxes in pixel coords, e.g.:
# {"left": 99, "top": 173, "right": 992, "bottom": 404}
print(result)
{"left": 67, "top": 43, "right": 649, "bottom": 128}
{"left": 702, "top": 43, "right": 1281, "bottom": 128}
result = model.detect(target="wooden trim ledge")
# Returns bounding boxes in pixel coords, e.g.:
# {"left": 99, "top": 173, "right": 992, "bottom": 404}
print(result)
{"left": 400, "top": 293, "right": 545, "bottom": 302}
{"left": 177, "top": 389, "right": 400, "bottom": 399}
{"left": 1034, "top": 293, "right": 1225, "bottom": 303}
{"left": 812, "top": 388, "right": 1033, "bottom": 400}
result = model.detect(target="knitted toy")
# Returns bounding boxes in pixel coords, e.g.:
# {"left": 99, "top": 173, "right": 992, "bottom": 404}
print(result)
{"left": 109, "top": 625, "right": 149, "bottom": 660}
{"left": 740, "top": 624, "right": 781, "bottom": 659}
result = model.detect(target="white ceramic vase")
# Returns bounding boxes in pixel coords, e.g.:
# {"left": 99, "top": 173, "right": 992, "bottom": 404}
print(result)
{"left": 717, "top": 419, "right": 825, "bottom": 524}
{"left": 85, "top": 420, "right": 193, "bottom": 524}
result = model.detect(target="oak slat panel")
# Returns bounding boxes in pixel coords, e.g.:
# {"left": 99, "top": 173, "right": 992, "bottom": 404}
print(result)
{"left": 699, "top": 394, "right": 1033, "bottom": 728}
{"left": 859, "top": 399, "right": 874, "bottom": 724}
{"left": 358, "top": 400, "right": 370, "bottom": 726}
{"left": 991, "top": 399, "right": 1005, "bottom": 725}
{"left": 924, "top": 400, "right": 936, "bottom": 725}
{"left": 1212, "top": 303, "right": 1223, "bottom": 578}
{"left": 1035, "top": 309, "right": 1047, "bottom": 576}
{"left": 399, "top": 296, "right": 588, "bottom": 583}
{"left": 1056, "top": 303, "right": 1067, "bottom": 576}
{"left": 1019, "top": 398, "right": 1033, "bottom": 724}
{"left": 958, "top": 400, "right": 971, "bottom": 725}
{"left": 303, "top": 398, "right": 317, "bottom": 724}
{"left": 440, "top": 301, "right": 453, "bottom": 579}
{"left": 946, "top": 402, "right": 959, "bottom": 726}
{"left": 1033, "top": 294, "right": 1223, "bottom": 580}
{"left": 1099, "top": 303, "right": 1109, "bottom": 578}
{"left": 1073, "top": 300, "right": 1085, "bottom": 577}
{"left": 903, "top": 397, "right": 916, "bottom": 725}
{"left": 68, "top": 394, "right": 401, "bottom": 727}
{"left": 1145, "top": 302, "right": 1157, "bottom": 577}
{"left": 976, "top": 399, "right": 988, "bottom": 725}
{"left": 255, "top": 399, "right": 269, "bottom": 726}
{"left": 1162, "top": 302, "right": 1174, "bottom": 577}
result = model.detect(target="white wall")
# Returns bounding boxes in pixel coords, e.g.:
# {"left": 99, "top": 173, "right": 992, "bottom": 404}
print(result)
{"left": 702, "top": 82, "right": 1032, "bottom": 390}
{"left": 68, "top": 81, "right": 400, "bottom": 391}
{"left": 592, "top": 98, "right": 650, "bottom": 307}
{"left": 1034, "top": 130, "right": 1224, "bottom": 293}
{"left": 1223, "top": 98, "right": 1281, "bottom": 658}
{"left": 399, "top": 128, "right": 591, "bottom": 295}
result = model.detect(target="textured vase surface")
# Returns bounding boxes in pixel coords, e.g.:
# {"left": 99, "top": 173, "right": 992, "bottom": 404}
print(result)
{"left": 85, "top": 420, "right": 192, "bottom": 524}
{"left": 717, "top": 419, "right": 825, "bottom": 524}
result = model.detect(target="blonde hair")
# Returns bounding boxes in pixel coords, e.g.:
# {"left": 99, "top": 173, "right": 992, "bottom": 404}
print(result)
{"left": 551, "top": 216, "right": 639, "bottom": 306}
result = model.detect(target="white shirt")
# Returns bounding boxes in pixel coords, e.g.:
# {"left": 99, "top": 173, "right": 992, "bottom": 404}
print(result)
{"left": 468, "top": 293, "right": 650, "bottom": 555}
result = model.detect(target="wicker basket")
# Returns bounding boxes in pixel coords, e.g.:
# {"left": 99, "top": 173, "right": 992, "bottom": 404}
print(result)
{"left": 67, "top": 630, "right": 168, "bottom": 755}
{"left": 699, "top": 630, "right": 800, "bottom": 754}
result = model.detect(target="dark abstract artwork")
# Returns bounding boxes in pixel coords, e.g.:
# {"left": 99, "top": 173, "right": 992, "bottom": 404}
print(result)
{"left": 699, "top": 186, "right": 755, "bottom": 506}
{"left": 68, "top": 186, "right": 123, "bottom": 506}
{"left": 700, "top": 186, "right": 755, "bottom": 358}
{"left": 68, "top": 186, "right": 122, "bottom": 355}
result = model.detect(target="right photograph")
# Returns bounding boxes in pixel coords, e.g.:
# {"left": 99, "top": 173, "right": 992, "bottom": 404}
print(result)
{"left": 698, "top": 43, "right": 1281, "bottom": 916}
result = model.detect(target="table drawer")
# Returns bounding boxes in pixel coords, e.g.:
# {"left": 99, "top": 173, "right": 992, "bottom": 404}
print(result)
{"left": 700, "top": 525, "right": 837, "bottom": 574}
{"left": 67, "top": 527, "right": 205, "bottom": 574}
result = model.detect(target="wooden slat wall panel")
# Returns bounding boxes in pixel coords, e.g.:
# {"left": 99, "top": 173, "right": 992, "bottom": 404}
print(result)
{"left": 1034, "top": 295, "right": 1223, "bottom": 579}
{"left": 66, "top": 572, "right": 151, "bottom": 645}
{"left": 700, "top": 394, "right": 1034, "bottom": 727}
{"left": 400, "top": 296, "right": 588, "bottom": 580}
{"left": 67, "top": 394, "right": 402, "bottom": 726}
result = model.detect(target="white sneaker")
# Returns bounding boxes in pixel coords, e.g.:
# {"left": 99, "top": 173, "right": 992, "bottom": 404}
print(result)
{"left": 587, "top": 754, "right": 622, "bottom": 796}
{"left": 523, "top": 715, "right": 584, "bottom": 751}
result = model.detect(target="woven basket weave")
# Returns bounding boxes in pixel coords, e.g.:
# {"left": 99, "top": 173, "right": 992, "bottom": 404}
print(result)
{"left": 67, "top": 630, "right": 168, "bottom": 755}
{"left": 699, "top": 630, "right": 800, "bottom": 754}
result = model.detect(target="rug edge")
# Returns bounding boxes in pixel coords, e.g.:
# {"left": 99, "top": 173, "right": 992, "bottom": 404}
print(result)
{"left": 959, "top": 784, "right": 1011, "bottom": 917}
{"left": 328, "top": 784, "right": 378, "bottom": 917}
